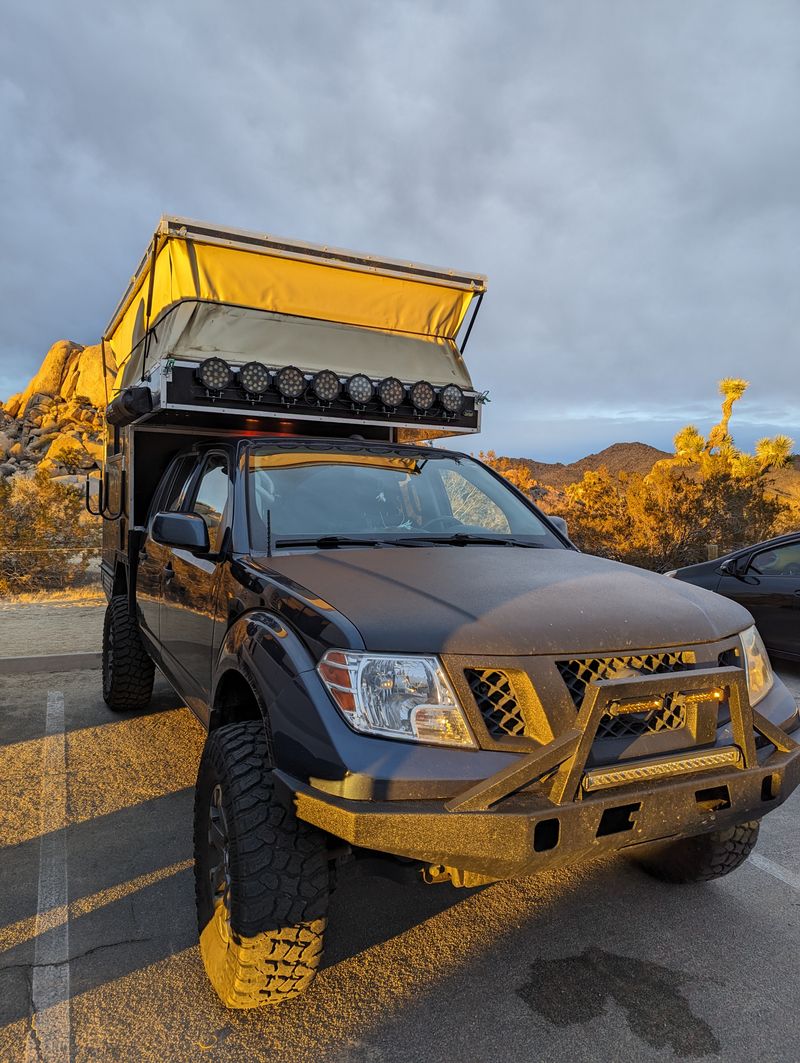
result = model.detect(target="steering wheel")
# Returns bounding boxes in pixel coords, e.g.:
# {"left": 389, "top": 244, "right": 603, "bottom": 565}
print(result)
{"left": 420, "top": 515, "right": 463, "bottom": 531}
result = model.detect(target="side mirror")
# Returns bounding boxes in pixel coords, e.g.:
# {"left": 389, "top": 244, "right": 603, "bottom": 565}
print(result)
{"left": 151, "top": 512, "right": 210, "bottom": 553}
{"left": 720, "top": 556, "right": 746, "bottom": 578}
{"left": 549, "top": 515, "right": 570, "bottom": 539}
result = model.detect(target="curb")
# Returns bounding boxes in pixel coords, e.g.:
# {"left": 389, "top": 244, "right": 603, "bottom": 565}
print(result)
{"left": 0, "top": 652, "right": 102, "bottom": 675}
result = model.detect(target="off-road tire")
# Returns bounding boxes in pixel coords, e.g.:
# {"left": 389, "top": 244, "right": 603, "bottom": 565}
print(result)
{"left": 193, "top": 720, "right": 330, "bottom": 1008}
{"left": 102, "top": 595, "right": 155, "bottom": 711}
{"left": 634, "top": 820, "right": 760, "bottom": 884}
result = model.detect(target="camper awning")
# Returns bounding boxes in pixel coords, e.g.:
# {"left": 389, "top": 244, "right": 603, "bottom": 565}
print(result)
{"left": 105, "top": 216, "right": 486, "bottom": 368}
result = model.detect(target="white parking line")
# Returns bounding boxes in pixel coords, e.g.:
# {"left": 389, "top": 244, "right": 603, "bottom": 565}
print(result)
{"left": 750, "top": 851, "right": 800, "bottom": 892}
{"left": 25, "top": 691, "right": 70, "bottom": 1063}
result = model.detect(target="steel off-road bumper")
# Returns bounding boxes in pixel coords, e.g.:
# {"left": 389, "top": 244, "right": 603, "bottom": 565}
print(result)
{"left": 280, "top": 666, "right": 800, "bottom": 881}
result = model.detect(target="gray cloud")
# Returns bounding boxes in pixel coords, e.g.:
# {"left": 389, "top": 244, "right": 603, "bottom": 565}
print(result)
{"left": 1, "top": 0, "right": 798, "bottom": 460}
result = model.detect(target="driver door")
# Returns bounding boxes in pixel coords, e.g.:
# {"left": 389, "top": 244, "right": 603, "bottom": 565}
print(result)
{"left": 718, "top": 540, "right": 800, "bottom": 658}
{"left": 159, "top": 451, "right": 232, "bottom": 716}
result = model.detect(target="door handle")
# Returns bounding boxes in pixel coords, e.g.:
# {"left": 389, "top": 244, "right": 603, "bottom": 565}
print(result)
{"left": 163, "top": 561, "right": 175, "bottom": 582}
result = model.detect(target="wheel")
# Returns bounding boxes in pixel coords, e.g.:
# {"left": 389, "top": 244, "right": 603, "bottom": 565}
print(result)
{"left": 633, "top": 820, "right": 760, "bottom": 884}
{"left": 102, "top": 595, "right": 155, "bottom": 711}
{"left": 193, "top": 720, "right": 330, "bottom": 1008}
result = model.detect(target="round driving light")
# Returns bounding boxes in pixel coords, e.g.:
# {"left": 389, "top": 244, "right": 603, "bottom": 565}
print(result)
{"left": 346, "top": 374, "right": 373, "bottom": 404}
{"left": 275, "top": 365, "right": 306, "bottom": 400}
{"left": 378, "top": 377, "right": 405, "bottom": 408}
{"left": 239, "top": 361, "right": 271, "bottom": 396}
{"left": 440, "top": 384, "right": 465, "bottom": 414}
{"left": 197, "top": 357, "right": 233, "bottom": 391}
{"left": 410, "top": 380, "right": 435, "bottom": 411}
{"left": 312, "top": 369, "right": 341, "bottom": 403}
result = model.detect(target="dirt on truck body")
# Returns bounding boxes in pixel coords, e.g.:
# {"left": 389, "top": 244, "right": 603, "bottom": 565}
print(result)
{"left": 90, "top": 216, "right": 800, "bottom": 1008}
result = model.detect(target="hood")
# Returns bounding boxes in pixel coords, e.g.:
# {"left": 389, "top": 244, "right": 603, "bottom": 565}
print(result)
{"left": 252, "top": 546, "right": 752, "bottom": 656}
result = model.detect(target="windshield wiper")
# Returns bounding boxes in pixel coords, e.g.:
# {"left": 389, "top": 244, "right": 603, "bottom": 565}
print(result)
{"left": 275, "top": 535, "right": 391, "bottom": 550}
{"left": 394, "top": 534, "right": 544, "bottom": 548}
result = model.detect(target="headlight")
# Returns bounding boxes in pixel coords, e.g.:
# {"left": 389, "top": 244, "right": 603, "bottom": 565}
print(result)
{"left": 317, "top": 650, "right": 477, "bottom": 748}
{"left": 739, "top": 624, "right": 773, "bottom": 706}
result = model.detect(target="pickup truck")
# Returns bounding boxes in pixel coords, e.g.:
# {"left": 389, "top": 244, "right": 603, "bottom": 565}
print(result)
{"left": 95, "top": 218, "right": 800, "bottom": 1008}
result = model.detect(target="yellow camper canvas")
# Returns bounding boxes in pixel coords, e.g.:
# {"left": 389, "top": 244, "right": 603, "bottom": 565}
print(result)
{"left": 105, "top": 217, "right": 486, "bottom": 370}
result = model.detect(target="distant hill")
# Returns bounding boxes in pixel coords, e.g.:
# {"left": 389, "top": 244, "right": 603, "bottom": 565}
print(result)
{"left": 503, "top": 442, "right": 672, "bottom": 489}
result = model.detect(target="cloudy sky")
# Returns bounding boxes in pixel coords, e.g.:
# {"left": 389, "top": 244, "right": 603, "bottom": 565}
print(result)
{"left": 1, "top": 1, "right": 798, "bottom": 461}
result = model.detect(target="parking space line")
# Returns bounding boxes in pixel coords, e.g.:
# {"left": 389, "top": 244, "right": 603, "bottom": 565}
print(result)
{"left": 750, "top": 851, "right": 800, "bottom": 892}
{"left": 25, "top": 691, "right": 70, "bottom": 1063}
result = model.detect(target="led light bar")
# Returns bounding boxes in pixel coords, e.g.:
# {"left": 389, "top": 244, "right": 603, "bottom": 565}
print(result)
{"left": 197, "top": 357, "right": 233, "bottom": 391}
{"left": 239, "top": 361, "right": 271, "bottom": 396}
{"left": 440, "top": 383, "right": 465, "bottom": 414}
{"left": 312, "top": 369, "right": 340, "bottom": 403}
{"left": 608, "top": 696, "right": 664, "bottom": 715}
{"left": 410, "top": 380, "right": 435, "bottom": 411}
{"left": 582, "top": 746, "right": 742, "bottom": 793}
{"left": 346, "top": 373, "right": 374, "bottom": 404}
{"left": 378, "top": 376, "right": 405, "bottom": 408}
{"left": 275, "top": 365, "right": 306, "bottom": 399}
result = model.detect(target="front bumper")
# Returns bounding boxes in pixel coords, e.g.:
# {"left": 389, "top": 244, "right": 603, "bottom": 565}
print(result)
{"left": 282, "top": 664, "right": 800, "bottom": 880}
{"left": 281, "top": 741, "right": 800, "bottom": 880}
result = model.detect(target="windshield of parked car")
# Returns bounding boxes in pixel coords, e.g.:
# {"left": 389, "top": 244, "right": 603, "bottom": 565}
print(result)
{"left": 247, "top": 444, "right": 563, "bottom": 551}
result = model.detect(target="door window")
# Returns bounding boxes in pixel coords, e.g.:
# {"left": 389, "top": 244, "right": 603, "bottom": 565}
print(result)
{"left": 190, "top": 455, "right": 230, "bottom": 552}
{"left": 749, "top": 542, "right": 800, "bottom": 577}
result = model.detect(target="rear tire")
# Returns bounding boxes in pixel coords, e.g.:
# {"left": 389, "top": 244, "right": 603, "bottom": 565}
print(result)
{"left": 634, "top": 820, "right": 760, "bottom": 883}
{"left": 193, "top": 720, "right": 330, "bottom": 1008}
{"left": 102, "top": 595, "right": 155, "bottom": 711}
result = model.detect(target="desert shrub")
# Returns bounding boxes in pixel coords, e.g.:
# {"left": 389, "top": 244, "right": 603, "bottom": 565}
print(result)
{"left": 544, "top": 466, "right": 785, "bottom": 571}
{"left": 486, "top": 379, "right": 793, "bottom": 571}
{"left": 0, "top": 470, "right": 100, "bottom": 595}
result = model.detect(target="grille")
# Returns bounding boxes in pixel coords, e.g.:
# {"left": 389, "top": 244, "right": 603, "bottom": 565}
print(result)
{"left": 466, "top": 669, "right": 525, "bottom": 739}
{"left": 557, "top": 652, "right": 694, "bottom": 741}
{"left": 595, "top": 700, "right": 686, "bottom": 740}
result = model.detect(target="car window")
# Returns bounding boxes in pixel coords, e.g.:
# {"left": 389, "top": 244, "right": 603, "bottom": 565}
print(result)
{"left": 247, "top": 446, "right": 561, "bottom": 550}
{"left": 190, "top": 454, "right": 230, "bottom": 552}
{"left": 749, "top": 542, "right": 800, "bottom": 577}
{"left": 148, "top": 454, "right": 197, "bottom": 526}
{"left": 440, "top": 469, "right": 511, "bottom": 532}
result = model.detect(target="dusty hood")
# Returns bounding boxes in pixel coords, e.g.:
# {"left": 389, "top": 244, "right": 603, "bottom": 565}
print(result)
{"left": 255, "top": 546, "right": 753, "bottom": 656}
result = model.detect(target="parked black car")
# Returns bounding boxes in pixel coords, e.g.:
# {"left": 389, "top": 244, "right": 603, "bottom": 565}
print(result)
{"left": 669, "top": 532, "right": 800, "bottom": 662}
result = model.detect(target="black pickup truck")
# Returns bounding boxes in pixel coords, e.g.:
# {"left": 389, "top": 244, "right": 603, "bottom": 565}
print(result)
{"left": 101, "top": 433, "right": 800, "bottom": 1008}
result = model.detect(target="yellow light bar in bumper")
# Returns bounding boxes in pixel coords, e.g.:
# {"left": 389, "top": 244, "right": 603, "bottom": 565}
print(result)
{"left": 582, "top": 746, "right": 742, "bottom": 793}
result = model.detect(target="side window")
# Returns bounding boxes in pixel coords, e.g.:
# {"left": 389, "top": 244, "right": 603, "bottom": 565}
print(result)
{"left": 749, "top": 543, "right": 800, "bottom": 576}
{"left": 440, "top": 469, "right": 510, "bottom": 532}
{"left": 148, "top": 455, "right": 197, "bottom": 526}
{"left": 190, "top": 455, "right": 230, "bottom": 552}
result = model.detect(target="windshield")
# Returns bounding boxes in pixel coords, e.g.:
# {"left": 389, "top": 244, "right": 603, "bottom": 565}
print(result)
{"left": 246, "top": 444, "right": 563, "bottom": 550}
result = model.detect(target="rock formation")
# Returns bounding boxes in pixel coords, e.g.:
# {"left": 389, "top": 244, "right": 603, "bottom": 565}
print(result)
{"left": 0, "top": 340, "right": 116, "bottom": 482}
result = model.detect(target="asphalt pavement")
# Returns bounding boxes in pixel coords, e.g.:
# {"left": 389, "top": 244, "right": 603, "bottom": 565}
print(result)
{"left": 1, "top": 663, "right": 799, "bottom": 1063}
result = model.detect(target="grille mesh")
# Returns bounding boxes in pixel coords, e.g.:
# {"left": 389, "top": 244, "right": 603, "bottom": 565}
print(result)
{"left": 466, "top": 669, "right": 525, "bottom": 739}
{"left": 557, "top": 652, "right": 694, "bottom": 741}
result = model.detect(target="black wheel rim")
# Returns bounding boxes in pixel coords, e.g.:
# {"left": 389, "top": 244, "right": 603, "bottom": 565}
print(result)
{"left": 208, "top": 784, "right": 232, "bottom": 938}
